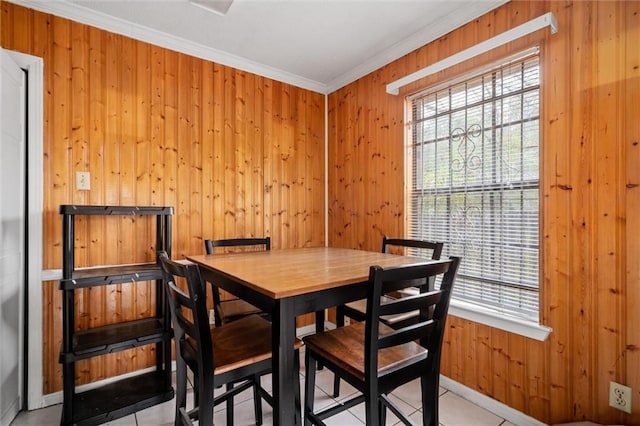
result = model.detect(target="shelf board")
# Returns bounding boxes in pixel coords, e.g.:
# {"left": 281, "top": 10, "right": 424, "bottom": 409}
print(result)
{"left": 60, "top": 318, "right": 170, "bottom": 362}
{"left": 63, "top": 370, "right": 174, "bottom": 426}
{"left": 59, "top": 263, "right": 163, "bottom": 289}
{"left": 60, "top": 205, "right": 174, "bottom": 216}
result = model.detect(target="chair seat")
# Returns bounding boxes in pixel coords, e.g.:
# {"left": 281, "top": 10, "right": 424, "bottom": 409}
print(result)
{"left": 218, "top": 298, "right": 263, "bottom": 324}
{"left": 345, "top": 296, "right": 420, "bottom": 326}
{"left": 185, "top": 315, "right": 303, "bottom": 375}
{"left": 303, "top": 321, "right": 427, "bottom": 382}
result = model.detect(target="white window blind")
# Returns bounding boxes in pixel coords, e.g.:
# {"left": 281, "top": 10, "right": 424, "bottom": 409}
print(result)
{"left": 407, "top": 50, "right": 540, "bottom": 320}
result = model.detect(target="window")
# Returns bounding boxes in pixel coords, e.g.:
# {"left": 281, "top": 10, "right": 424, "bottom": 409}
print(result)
{"left": 407, "top": 50, "right": 540, "bottom": 321}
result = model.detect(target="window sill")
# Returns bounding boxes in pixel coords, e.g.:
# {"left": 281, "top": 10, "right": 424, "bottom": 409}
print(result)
{"left": 448, "top": 299, "right": 551, "bottom": 341}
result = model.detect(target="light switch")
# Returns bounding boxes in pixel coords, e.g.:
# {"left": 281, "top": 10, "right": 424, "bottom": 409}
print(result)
{"left": 76, "top": 171, "right": 90, "bottom": 190}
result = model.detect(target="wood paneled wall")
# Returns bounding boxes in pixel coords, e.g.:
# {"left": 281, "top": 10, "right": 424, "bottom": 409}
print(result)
{"left": 1, "top": 2, "right": 325, "bottom": 394}
{"left": 328, "top": 1, "right": 640, "bottom": 424}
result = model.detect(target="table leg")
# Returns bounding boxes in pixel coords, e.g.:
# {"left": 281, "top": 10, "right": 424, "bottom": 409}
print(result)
{"left": 272, "top": 299, "right": 301, "bottom": 425}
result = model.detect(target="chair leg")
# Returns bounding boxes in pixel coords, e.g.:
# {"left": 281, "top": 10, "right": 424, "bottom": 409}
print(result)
{"left": 252, "top": 374, "right": 263, "bottom": 425}
{"left": 332, "top": 373, "right": 340, "bottom": 398}
{"left": 294, "top": 349, "right": 302, "bottom": 425}
{"left": 315, "top": 310, "right": 324, "bottom": 370}
{"left": 379, "top": 397, "right": 386, "bottom": 425}
{"left": 364, "top": 393, "right": 380, "bottom": 426}
{"left": 226, "top": 383, "right": 234, "bottom": 425}
{"left": 332, "top": 307, "right": 346, "bottom": 397}
{"left": 192, "top": 372, "right": 200, "bottom": 411}
{"left": 174, "top": 357, "right": 188, "bottom": 426}
{"left": 421, "top": 374, "right": 438, "bottom": 426}
{"left": 198, "top": 371, "right": 214, "bottom": 426}
{"left": 304, "top": 348, "right": 317, "bottom": 426}
{"left": 335, "top": 305, "right": 345, "bottom": 328}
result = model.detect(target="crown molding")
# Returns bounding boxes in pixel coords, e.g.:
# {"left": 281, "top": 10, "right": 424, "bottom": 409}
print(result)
{"left": 325, "top": 0, "right": 509, "bottom": 93}
{"left": 8, "top": 0, "right": 507, "bottom": 95}
{"left": 7, "top": 0, "right": 329, "bottom": 94}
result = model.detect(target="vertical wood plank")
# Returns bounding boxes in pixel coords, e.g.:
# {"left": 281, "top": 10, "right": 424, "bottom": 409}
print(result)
{"left": 212, "top": 62, "right": 225, "bottom": 240}
{"left": 624, "top": 2, "right": 640, "bottom": 425}
{"left": 542, "top": 1, "right": 573, "bottom": 421}
{"left": 593, "top": 2, "right": 624, "bottom": 422}
{"left": 201, "top": 60, "right": 215, "bottom": 246}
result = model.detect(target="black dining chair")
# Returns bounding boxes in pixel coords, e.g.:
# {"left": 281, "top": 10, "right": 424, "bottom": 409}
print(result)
{"left": 159, "top": 251, "right": 302, "bottom": 425}
{"left": 205, "top": 237, "right": 326, "bottom": 349}
{"left": 204, "top": 237, "right": 271, "bottom": 326}
{"left": 332, "top": 236, "right": 444, "bottom": 396}
{"left": 303, "top": 257, "right": 460, "bottom": 426}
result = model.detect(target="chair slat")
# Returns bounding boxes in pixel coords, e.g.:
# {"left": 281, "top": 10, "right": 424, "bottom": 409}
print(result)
{"left": 203, "top": 237, "right": 270, "bottom": 326}
{"left": 378, "top": 319, "right": 436, "bottom": 350}
{"left": 378, "top": 290, "right": 443, "bottom": 317}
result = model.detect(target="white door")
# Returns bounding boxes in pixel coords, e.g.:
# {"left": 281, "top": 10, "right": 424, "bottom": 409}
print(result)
{"left": 0, "top": 48, "right": 26, "bottom": 426}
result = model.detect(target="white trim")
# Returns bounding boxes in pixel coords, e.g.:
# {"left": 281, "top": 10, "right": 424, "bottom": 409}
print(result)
{"left": 386, "top": 12, "right": 558, "bottom": 95}
{"left": 440, "top": 375, "right": 547, "bottom": 426}
{"left": 41, "top": 268, "right": 62, "bottom": 282}
{"left": 6, "top": 50, "right": 45, "bottom": 411}
{"left": 449, "top": 299, "right": 552, "bottom": 341}
{"left": 7, "top": 0, "right": 326, "bottom": 94}
{"left": 325, "top": 0, "right": 509, "bottom": 93}
{"left": 324, "top": 94, "right": 329, "bottom": 247}
{"left": 6, "top": 0, "right": 508, "bottom": 95}
{"left": 0, "top": 397, "right": 20, "bottom": 426}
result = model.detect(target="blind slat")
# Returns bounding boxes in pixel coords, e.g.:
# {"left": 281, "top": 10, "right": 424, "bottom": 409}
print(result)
{"left": 407, "top": 52, "right": 540, "bottom": 320}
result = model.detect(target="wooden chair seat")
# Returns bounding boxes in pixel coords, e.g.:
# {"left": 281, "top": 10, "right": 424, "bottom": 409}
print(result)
{"left": 183, "top": 315, "right": 272, "bottom": 376}
{"left": 303, "top": 322, "right": 427, "bottom": 382}
{"left": 215, "top": 298, "right": 263, "bottom": 324}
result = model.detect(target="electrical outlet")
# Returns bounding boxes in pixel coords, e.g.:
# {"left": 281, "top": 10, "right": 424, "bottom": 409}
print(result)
{"left": 609, "top": 381, "right": 632, "bottom": 414}
{"left": 209, "top": 309, "right": 216, "bottom": 325}
{"left": 76, "top": 171, "right": 90, "bottom": 190}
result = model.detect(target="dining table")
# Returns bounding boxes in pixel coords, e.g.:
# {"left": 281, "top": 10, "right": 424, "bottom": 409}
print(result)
{"left": 186, "top": 246, "right": 435, "bottom": 425}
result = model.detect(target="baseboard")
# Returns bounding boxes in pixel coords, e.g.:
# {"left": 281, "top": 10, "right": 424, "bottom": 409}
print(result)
{"left": 439, "top": 375, "right": 547, "bottom": 426}
{"left": 1, "top": 395, "right": 20, "bottom": 426}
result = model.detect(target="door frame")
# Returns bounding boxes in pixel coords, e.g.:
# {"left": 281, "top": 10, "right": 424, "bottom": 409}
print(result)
{"left": 5, "top": 49, "right": 45, "bottom": 411}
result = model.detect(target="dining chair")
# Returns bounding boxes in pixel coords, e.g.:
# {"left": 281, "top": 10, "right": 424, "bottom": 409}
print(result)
{"left": 303, "top": 257, "right": 460, "bottom": 426}
{"left": 332, "top": 237, "right": 444, "bottom": 396}
{"left": 204, "top": 237, "right": 271, "bottom": 326}
{"left": 205, "top": 237, "right": 326, "bottom": 347}
{"left": 158, "top": 251, "right": 302, "bottom": 425}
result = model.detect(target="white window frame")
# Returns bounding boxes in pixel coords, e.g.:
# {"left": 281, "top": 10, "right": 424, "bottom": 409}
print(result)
{"left": 405, "top": 48, "right": 551, "bottom": 341}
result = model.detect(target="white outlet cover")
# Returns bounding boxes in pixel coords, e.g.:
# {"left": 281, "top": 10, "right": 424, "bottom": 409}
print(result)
{"left": 609, "top": 381, "right": 632, "bottom": 414}
{"left": 76, "top": 171, "right": 90, "bottom": 190}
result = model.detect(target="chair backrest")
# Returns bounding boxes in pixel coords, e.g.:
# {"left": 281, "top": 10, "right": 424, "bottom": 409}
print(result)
{"left": 381, "top": 237, "right": 444, "bottom": 295}
{"left": 158, "top": 251, "right": 214, "bottom": 377}
{"left": 203, "top": 238, "right": 271, "bottom": 314}
{"left": 204, "top": 237, "right": 271, "bottom": 255}
{"left": 363, "top": 257, "right": 460, "bottom": 382}
{"left": 381, "top": 237, "right": 443, "bottom": 260}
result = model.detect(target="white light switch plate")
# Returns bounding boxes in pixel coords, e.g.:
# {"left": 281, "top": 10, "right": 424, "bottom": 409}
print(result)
{"left": 76, "top": 171, "right": 90, "bottom": 190}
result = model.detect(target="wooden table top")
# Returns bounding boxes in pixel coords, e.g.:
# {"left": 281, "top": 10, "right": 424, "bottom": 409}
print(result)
{"left": 186, "top": 246, "right": 435, "bottom": 299}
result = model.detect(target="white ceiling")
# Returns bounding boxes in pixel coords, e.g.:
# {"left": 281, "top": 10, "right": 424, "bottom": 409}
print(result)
{"left": 10, "top": 0, "right": 508, "bottom": 93}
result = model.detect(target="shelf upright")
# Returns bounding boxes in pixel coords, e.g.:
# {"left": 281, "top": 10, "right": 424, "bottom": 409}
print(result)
{"left": 58, "top": 205, "right": 174, "bottom": 426}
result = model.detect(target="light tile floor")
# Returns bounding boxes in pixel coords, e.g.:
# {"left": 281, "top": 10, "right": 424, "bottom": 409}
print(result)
{"left": 12, "top": 349, "right": 510, "bottom": 426}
